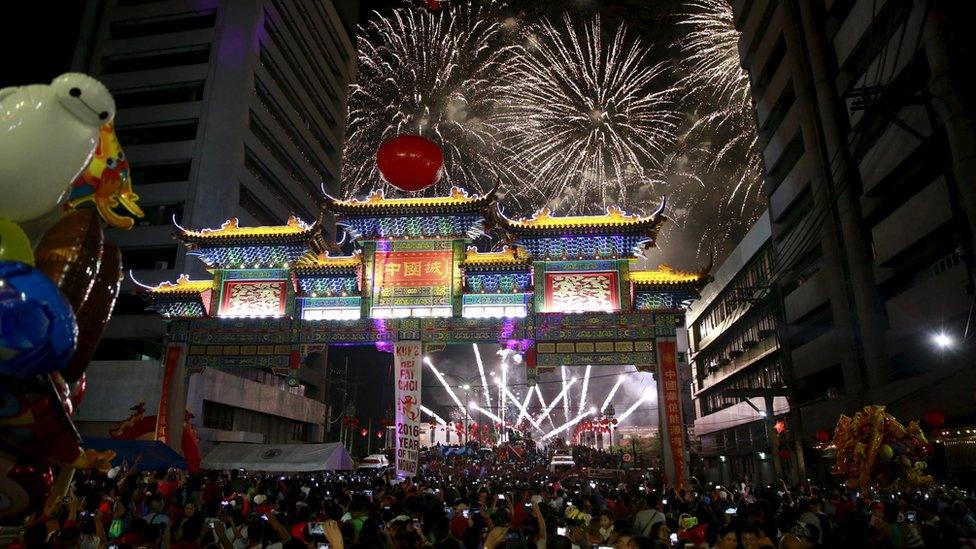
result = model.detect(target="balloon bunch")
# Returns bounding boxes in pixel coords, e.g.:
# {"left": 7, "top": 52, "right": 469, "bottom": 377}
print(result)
{"left": 1, "top": 73, "right": 142, "bottom": 519}
{"left": 832, "top": 405, "right": 935, "bottom": 491}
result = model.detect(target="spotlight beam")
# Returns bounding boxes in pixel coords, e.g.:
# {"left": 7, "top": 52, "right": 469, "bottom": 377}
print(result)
{"left": 420, "top": 405, "right": 447, "bottom": 425}
{"left": 514, "top": 387, "right": 535, "bottom": 426}
{"left": 470, "top": 403, "right": 503, "bottom": 424}
{"left": 578, "top": 364, "right": 592, "bottom": 414}
{"left": 542, "top": 409, "right": 595, "bottom": 440}
{"left": 617, "top": 389, "right": 656, "bottom": 423}
{"left": 500, "top": 384, "right": 544, "bottom": 433}
{"left": 424, "top": 356, "right": 466, "bottom": 415}
{"left": 472, "top": 344, "right": 492, "bottom": 408}
{"left": 534, "top": 385, "right": 557, "bottom": 429}
{"left": 600, "top": 375, "right": 625, "bottom": 413}
{"left": 561, "top": 366, "right": 570, "bottom": 422}
{"left": 532, "top": 377, "right": 577, "bottom": 428}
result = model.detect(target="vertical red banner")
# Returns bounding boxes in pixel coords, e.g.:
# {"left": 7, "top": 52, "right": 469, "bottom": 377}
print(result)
{"left": 658, "top": 339, "right": 685, "bottom": 487}
{"left": 156, "top": 344, "right": 183, "bottom": 443}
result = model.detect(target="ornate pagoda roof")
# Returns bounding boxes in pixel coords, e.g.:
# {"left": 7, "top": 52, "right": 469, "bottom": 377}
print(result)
{"left": 498, "top": 199, "right": 667, "bottom": 236}
{"left": 630, "top": 264, "right": 712, "bottom": 291}
{"left": 293, "top": 250, "right": 361, "bottom": 275}
{"left": 325, "top": 186, "right": 496, "bottom": 216}
{"left": 175, "top": 216, "right": 321, "bottom": 247}
{"left": 461, "top": 246, "right": 532, "bottom": 270}
{"left": 144, "top": 274, "right": 214, "bottom": 295}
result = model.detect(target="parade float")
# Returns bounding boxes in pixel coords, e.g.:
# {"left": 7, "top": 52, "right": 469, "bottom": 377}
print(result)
{"left": 832, "top": 405, "right": 935, "bottom": 490}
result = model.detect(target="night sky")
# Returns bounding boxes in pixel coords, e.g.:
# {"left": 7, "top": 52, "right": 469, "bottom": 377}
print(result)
{"left": 12, "top": 0, "right": 742, "bottom": 436}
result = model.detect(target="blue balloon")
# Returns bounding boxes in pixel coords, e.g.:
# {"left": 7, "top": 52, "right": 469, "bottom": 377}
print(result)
{"left": 0, "top": 261, "right": 77, "bottom": 377}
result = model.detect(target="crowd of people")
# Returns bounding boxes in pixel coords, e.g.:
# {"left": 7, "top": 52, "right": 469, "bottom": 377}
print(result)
{"left": 7, "top": 451, "right": 976, "bottom": 549}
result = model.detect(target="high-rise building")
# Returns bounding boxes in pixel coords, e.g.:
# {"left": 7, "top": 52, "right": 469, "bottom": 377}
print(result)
{"left": 71, "top": 0, "right": 358, "bottom": 452}
{"left": 689, "top": 0, "right": 976, "bottom": 482}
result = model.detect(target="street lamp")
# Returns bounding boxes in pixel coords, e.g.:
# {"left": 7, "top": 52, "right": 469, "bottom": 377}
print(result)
{"left": 933, "top": 332, "right": 954, "bottom": 349}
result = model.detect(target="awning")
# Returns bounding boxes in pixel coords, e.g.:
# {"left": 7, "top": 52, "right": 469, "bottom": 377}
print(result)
{"left": 201, "top": 443, "right": 353, "bottom": 472}
{"left": 83, "top": 437, "right": 188, "bottom": 471}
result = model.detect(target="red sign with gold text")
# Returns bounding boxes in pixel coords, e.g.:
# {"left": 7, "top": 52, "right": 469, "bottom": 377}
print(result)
{"left": 156, "top": 344, "right": 183, "bottom": 443}
{"left": 372, "top": 250, "right": 453, "bottom": 306}
{"left": 543, "top": 271, "right": 619, "bottom": 312}
{"left": 658, "top": 339, "right": 685, "bottom": 487}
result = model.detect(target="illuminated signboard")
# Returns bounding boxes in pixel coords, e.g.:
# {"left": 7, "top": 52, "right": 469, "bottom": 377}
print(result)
{"left": 219, "top": 280, "right": 287, "bottom": 318}
{"left": 543, "top": 271, "right": 619, "bottom": 313}
{"left": 372, "top": 250, "right": 453, "bottom": 308}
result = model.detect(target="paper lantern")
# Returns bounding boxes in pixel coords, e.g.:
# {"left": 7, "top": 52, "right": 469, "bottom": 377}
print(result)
{"left": 924, "top": 411, "right": 945, "bottom": 426}
{"left": 376, "top": 135, "right": 444, "bottom": 192}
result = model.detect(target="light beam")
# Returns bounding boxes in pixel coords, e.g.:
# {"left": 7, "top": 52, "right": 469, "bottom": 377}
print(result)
{"left": 424, "top": 356, "right": 466, "bottom": 415}
{"left": 616, "top": 388, "right": 657, "bottom": 423}
{"left": 420, "top": 405, "right": 447, "bottom": 425}
{"left": 472, "top": 344, "right": 492, "bottom": 408}
{"left": 600, "top": 375, "right": 625, "bottom": 413}
{"left": 542, "top": 409, "right": 595, "bottom": 440}
{"left": 578, "top": 364, "right": 592, "bottom": 415}
{"left": 533, "top": 377, "right": 577, "bottom": 428}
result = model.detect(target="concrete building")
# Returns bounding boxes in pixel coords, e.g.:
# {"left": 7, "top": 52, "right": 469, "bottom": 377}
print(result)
{"left": 687, "top": 214, "right": 787, "bottom": 485}
{"left": 71, "top": 0, "right": 358, "bottom": 452}
{"left": 691, "top": 0, "right": 976, "bottom": 481}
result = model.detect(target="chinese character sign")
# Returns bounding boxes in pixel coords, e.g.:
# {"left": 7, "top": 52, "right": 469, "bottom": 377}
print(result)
{"left": 658, "top": 338, "right": 685, "bottom": 487}
{"left": 544, "top": 272, "right": 619, "bottom": 312}
{"left": 373, "top": 250, "right": 453, "bottom": 307}
{"left": 219, "top": 280, "right": 286, "bottom": 317}
{"left": 394, "top": 341, "right": 423, "bottom": 477}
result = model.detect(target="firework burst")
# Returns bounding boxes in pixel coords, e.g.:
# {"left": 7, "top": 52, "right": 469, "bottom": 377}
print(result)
{"left": 675, "top": 0, "right": 763, "bottom": 223}
{"left": 343, "top": 3, "right": 524, "bottom": 201}
{"left": 498, "top": 15, "right": 679, "bottom": 213}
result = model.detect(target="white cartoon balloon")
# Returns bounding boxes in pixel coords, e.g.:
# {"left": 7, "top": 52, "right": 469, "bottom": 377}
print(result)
{"left": 0, "top": 73, "right": 115, "bottom": 221}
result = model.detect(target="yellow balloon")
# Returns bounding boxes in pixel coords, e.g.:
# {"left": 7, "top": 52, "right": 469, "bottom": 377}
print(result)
{"left": 0, "top": 217, "right": 34, "bottom": 265}
{"left": 879, "top": 444, "right": 894, "bottom": 460}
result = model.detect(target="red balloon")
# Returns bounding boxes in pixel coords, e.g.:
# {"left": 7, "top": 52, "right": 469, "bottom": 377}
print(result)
{"left": 376, "top": 135, "right": 444, "bottom": 192}
{"left": 924, "top": 411, "right": 945, "bottom": 426}
{"left": 816, "top": 430, "right": 830, "bottom": 443}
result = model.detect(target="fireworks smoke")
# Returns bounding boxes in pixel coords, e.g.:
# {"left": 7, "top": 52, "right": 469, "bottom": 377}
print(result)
{"left": 498, "top": 15, "right": 679, "bottom": 212}
{"left": 673, "top": 0, "right": 764, "bottom": 250}
{"left": 343, "top": 3, "right": 523, "bottom": 201}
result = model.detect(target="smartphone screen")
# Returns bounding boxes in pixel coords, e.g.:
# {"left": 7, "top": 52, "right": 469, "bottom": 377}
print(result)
{"left": 557, "top": 527, "right": 567, "bottom": 536}
{"left": 309, "top": 522, "right": 325, "bottom": 536}
{"left": 462, "top": 509, "right": 469, "bottom": 518}
{"left": 497, "top": 494, "right": 505, "bottom": 500}
{"left": 670, "top": 533, "right": 679, "bottom": 543}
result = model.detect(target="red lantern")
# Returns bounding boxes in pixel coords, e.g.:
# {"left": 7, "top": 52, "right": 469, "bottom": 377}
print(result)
{"left": 924, "top": 411, "right": 945, "bottom": 426}
{"left": 774, "top": 420, "right": 787, "bottom": 434}
{"left": 376, "top": 431, "right": 383, "bottom": 438}
{"left": 376, "top": 135, "right": 444, "bottom": 192}
{"left": 816, "top": 430, "right": 830, "bottom": 443}
{"left": 360, "top": 428, "right": 368, "bottom": 437}
{"left": 778, "top": 449, "right": 792, "bottom": 460}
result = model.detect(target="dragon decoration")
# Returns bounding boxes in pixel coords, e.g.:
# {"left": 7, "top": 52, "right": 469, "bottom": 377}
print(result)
{"left": 68, "top": 121, "right": 144, "bottom": 229}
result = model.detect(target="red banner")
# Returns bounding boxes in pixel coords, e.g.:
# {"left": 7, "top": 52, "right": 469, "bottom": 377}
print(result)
{"left": 156, "top": 344, "right": 183, "bottom": 443}
{"left": 373, "top": 250, "right": 452, "bottom": 288}
{"left": 543, "top": 271, "right": 619, "bottom": 312}
{"left": 658, "top": 339, "right": 685, "bottom": 487}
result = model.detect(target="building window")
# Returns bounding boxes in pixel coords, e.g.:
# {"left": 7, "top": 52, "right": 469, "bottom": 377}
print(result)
{"left": 117, "top": 120, "right": 199, "bottom": 146}
{"left": 113, "top": 81, "right": 206, "bottom": 109}
{"left": 242, "top": 147, "right": 313, "bottom": 219}
{"left": 291, "top": 422, "right": 309, "bottom": 441}
{"left": 109, "top": 10, "right": 217, "bottom": 40}
{"left": 203, "top": 401, "right": 235, "bottom": 431}
{"left": 130, "top": 161, "right": 192, "bottom": 186}
{"left": 101, "top": 44, "right": 211, "bottom": 74}
{"left": 135, "top": 203, "right": 184, "bottom": 227}
{"left": 238, "top": 184, "right": 281, "bottom": 226}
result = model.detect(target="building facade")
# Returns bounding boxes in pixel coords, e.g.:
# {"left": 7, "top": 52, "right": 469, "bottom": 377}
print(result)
{"left": 698, "top": 0, "right": 976, "bottom": 481}
{"left": 687, "top": 214, "right": 788, "bottom": 485}
{"left": 71, "top": 0, "right": 358, "bottom": 451}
